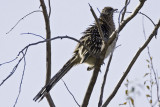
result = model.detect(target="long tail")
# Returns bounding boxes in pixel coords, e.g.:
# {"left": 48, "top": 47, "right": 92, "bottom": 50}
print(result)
{"left": 33, "top": 55, "right": 79, "bottom": 102}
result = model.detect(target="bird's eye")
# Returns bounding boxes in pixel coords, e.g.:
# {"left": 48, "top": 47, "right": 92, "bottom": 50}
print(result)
{"left": 109, "top": 8, "right": 113, "bottom": 12}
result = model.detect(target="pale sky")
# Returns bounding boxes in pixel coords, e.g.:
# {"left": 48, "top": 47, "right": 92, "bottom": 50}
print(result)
{"left": 0, "top": 0, "right": 160, "bottom": 107}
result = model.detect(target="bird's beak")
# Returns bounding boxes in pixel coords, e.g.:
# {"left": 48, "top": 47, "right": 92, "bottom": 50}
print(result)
{"left": 113, "top": 9, "right": 118, "bottom": 12}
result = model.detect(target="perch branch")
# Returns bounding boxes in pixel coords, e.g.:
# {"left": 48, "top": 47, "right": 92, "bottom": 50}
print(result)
{"left": 102, "top": 19, "right": 160, "bottom": 107}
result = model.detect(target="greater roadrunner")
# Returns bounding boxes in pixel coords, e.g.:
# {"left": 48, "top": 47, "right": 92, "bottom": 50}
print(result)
{"left": 33, "top": 7, "right": 117, "bottom": 102}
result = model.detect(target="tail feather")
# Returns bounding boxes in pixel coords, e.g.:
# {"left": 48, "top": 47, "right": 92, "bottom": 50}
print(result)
{"left": 33, "top": 55, "right": 78, "bottom": 102}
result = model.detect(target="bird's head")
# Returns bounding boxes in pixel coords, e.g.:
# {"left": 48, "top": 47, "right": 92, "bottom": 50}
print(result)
{"left": 101, "top": 7, "right": 117, "bottom": 16}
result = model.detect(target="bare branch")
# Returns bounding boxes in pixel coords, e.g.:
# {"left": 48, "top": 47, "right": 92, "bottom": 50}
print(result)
{"left": 147, "top": 44, "right": 160, "bottom": 106}
{"left": 139, "top": 12, "right": 156, "bottom": 26}
{"left": 0, "top": 57, "right": 18, "bottom": 66}
{"left": 125, "top": 11, "right": 156, "bottom": 27}
{"left": 6, "top": 10, "right": 42, "bottom": 34}
{"left": 102, "top": 19, "right": 160, "bottom": 107}
{"left": 98, "top": 54, "right": 113, "bottom": 107}
{"left": 81, "top": 57, "right": 102, "bottom": 107}
{"left": 39, "top": 0, "right": 54, "bottom": 106}
{"left": 0, "top": 49, "right": 27, "bottom": 86}
{"left": 121, "top": 0, "right": 130, "bottom": 22}
{"left": 142, "top": 17, "right": 160, "bottom": 106}
{"left": 139, "top": 11, "right": 157, "bottom": 38}
{"left": 48, "top": 0, "right": 51, "bottom": 18}
{"left": 21, "top": 33, "right": 45, "bottom": 39}
{"left": 0, "top": 49, "right": 28, "bottom": 107}
{"left": 142, "top": 15, "right": 160, "bottom": 107}
{"left": 148, "top": 46, "right": 160, "bottom": 106}
{"left": 88, "top": 4, "right": 105, "bottom": 41}
{"left": 13, "top": 50, "right": 27, "bottom": 107}
{"left": 62, "top": 80, "right": 80, "bottom": 107}
{"left": 142, "top": 16, "right": 153, "bottom": 107}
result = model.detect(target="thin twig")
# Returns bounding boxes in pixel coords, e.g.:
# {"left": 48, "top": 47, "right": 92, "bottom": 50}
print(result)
{"left": 0, "top": 57, "right": 18, "bottom": 66}
{"left": 21, "top": 33, "right": 45, "bottom": 39}
{"left": 102, "top": 19, "right": 160, "bottom": 107}
{"left": 98, "top": 54, "right": 113, "bottom": 107}
{"left": 62, "top": 80, "right": 80, "bottom": 107}
{"left": 125, "top": 11, "right": 156, "bottom": 27}
{"left": 6, "top": 10, "right": 42, "bottom": 34}
{"left": 0, "top": 50, "right": 26, "bottom": 86}
{"left": 118, "top": 0, "right": 131, "bottom": 26}
{"left": 139, "top": 12, "right": 156, "bottom": 26}
{"left": 139, "top": 11, "right": 157, "bottom": 38}
{"left": 142, "top": 16, "right": 153, "bottom": 107}
{"left": 142, "top": 16, "right": 160, "bottom": 106}
{"left": 148, "top": 45, "right": 160, "bottom": 106}
{"left": 13, "top": 49, "right": 27, "bottom": 107}
{"left": 121, "top": 0, "right": 129, "bottom": 22}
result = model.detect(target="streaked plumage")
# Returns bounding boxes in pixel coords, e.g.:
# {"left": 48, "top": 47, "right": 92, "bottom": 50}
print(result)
{"left": 33, "top": 7, "right": 117, "bottom": 102}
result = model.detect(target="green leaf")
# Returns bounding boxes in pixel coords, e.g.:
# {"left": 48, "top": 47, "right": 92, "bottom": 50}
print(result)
{"left": 150, "top": 99, "right": 152, "bottom": 104}
{"left": 146, "top": 85, "right": 150, "bottom": 90}
{"left": 126, "top": 79, "right": 129, "bottom": 83}
{"left": 130, "top": 97, "right": 134, "bottom": 106}
{"left": 146, "top": 59, "right": 150, "bottom": 62}
{"left": 144, "top": 73, "right": 149, "bottom": 77}
{"left": 125, "top": 90, "right": 128, "bottom": 95}
{"left": 119, "top": 102, "right": 127, "bottom": 105}
{"left": 146, "top": 94, "right": 151, "bottom": 97}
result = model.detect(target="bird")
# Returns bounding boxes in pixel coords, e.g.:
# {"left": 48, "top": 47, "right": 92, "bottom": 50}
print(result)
{"left": 33, "top": 7, "right": 117, "bottom": 102}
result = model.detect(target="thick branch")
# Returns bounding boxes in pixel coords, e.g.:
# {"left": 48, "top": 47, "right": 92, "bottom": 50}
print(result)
{"left": 102, "top": 19, "right": 160, "bottom": 107}
{"left": 89, "top": 4, "right": 104, "bottom": 40}
{"left": 81, "top": 57, "right": 102, "bottom": 107}
{"left": 81, "top": 5, "right": 106, "bottom": 107}
{"left": 39, "top": 0, "right": 55, "bottom": 106}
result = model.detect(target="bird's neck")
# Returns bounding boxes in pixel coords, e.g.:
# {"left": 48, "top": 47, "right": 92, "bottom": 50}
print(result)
{"left": 100, "top": 14, "right": 115, "bottom": 33}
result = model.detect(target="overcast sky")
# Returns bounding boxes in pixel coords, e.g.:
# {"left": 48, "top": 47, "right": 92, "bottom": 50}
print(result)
{"left": 0, "top": 0, "right": 160, "bottom": 107}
